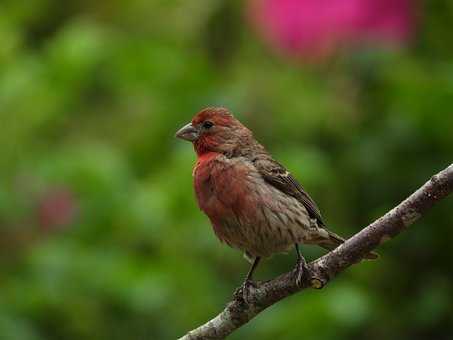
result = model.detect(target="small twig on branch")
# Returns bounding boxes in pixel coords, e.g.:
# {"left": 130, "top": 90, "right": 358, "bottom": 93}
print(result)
{"left": 179, "top": 164, "right": 453, "bottom": 340}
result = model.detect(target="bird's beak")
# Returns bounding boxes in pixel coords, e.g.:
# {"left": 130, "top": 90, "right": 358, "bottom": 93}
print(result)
{"left": 175, "top": 123, "right": 199, "bottom": 142}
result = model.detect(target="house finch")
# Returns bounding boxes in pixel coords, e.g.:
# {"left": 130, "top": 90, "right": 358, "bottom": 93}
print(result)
{"left": 176, "top": 107, "right": 377, "bottom": 290}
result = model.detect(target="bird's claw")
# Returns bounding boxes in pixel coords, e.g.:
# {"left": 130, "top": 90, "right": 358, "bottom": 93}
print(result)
{"left": 293, "top": 257, "right": 309, "bottom": 287}
{"left": 234, "top": 279, "right": 257, "bottom": 304}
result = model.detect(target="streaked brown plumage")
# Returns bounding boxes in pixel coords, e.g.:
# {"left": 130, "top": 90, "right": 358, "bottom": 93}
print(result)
{"left": 176, "top": 107, "right": 377, "bottom": 287}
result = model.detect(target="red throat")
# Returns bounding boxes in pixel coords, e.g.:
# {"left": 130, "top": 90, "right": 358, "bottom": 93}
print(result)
{"left": 196, "top": 151, "right": 219, "bottom": 163}
{"left": 193, "top": 150, "right": 221, "bottom": 175}
{"left": 193, "top": 135, "right": 220, "bottom": 156}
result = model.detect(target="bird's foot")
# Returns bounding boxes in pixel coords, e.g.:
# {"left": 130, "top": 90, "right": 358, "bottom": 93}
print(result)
{"left": 233, "top": 279, "right": 257, "bottom": 304}
{"left": 293, "top": 256, "right": 309, "bottom": 287}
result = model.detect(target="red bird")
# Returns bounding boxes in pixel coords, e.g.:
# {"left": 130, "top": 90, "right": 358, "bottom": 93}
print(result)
{"left": 176, "top": 107, "right": 377, "bottom": 289}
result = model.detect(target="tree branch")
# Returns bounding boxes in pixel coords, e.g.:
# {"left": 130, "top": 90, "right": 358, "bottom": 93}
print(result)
{"left": 179, "top": 164, "right": 453, "bottom": 340}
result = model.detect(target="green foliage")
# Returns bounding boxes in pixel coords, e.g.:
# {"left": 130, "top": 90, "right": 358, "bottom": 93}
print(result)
{"left": 0, "top": 1, "right": 452, "bottom": 339}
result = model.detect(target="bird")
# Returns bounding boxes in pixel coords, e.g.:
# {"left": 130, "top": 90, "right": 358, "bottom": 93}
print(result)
{"left": 175, "top": 107, "right": 377, "bottom": 292}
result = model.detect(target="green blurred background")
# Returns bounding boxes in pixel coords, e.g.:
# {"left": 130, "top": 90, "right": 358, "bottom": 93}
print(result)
{"left": 1, "top": 1, "right": 452, "bottom": 339}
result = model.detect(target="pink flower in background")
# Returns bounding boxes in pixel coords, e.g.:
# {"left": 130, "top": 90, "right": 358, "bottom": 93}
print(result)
{"left": 248, "top": 0, "right": 414, "bottom": 60}
{"left": 38, "top": 187, "right": 78, "bottom": 231}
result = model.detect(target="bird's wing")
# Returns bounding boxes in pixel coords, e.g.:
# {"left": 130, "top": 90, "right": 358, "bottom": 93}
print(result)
{"left": 253, "top": 156, "right": 325, "bottom": 226}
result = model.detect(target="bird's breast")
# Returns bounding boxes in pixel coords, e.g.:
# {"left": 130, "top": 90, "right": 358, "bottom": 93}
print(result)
{"left": 193, "top": 154, "right": 259, "bottom": 221}
{"left": 193, "top": 154, "right": 314, "bottom": 257}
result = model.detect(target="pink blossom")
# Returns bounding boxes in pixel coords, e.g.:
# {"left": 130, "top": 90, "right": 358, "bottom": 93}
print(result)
{"left": 37, "top": 187, "right": 77, "bottom": 231}
{"left": 248, "top": 0, "right": 414, "bottom": 60}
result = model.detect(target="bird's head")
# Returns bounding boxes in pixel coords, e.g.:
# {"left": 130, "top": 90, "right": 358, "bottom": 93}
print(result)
{"left": 175, "top": 107, "right": 254, "bottom": 156}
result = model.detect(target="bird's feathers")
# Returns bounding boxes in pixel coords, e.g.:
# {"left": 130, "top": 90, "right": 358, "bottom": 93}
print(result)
{"left": 252, "top": 156, "right": 325, "bottom": 226}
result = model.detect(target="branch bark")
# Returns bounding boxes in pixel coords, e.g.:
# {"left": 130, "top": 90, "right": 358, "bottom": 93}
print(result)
{"left": 179, "top": 164, "right": 453, "bottom": 340}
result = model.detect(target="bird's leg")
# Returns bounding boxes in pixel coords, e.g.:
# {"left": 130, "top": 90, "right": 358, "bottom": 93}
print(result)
{"left": 245, "top": 256, "right": 261, "bottom": 282}
{"left": 234, "top": 256, "right": 261, "bottom": 302}
{"left": 294, "top": 244, "right": 309, "bottom": 286}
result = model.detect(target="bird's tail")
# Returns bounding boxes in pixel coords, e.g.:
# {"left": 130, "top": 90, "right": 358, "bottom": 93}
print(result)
{"left": 320, "top": 231, "right": 379, "bottom": 260}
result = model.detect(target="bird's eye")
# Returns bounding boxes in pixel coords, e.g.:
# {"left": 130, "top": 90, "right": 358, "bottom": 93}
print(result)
{"left": 202, "top": 121, "right": 214, "bottom": 129}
